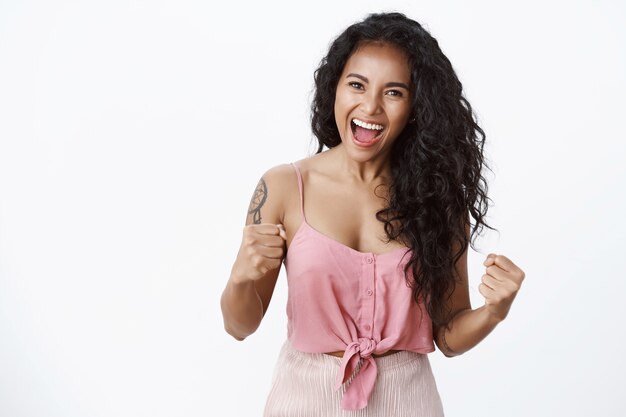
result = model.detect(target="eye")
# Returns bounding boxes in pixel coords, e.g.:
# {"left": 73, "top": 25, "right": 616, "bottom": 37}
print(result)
{"left": 348, "top": 81, "right": 364, "bottom": 89}
{"left": 386, "top": 89, "right": 403, "bottom": 97}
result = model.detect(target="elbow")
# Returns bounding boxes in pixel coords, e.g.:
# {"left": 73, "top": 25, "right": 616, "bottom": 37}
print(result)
{"left": 231, "top": 334, "right": 246, "bottom": 342}
{"left": 224, "top": 324, "right": 248, "bottom": 341}
{"left": 435, "top": 338, "right": 465, "bottom": 358}
{"left": 439, "top": 343, "right": 468, "bottom": 358}
{"left": 441, "top": 350, "right": 462, "bottom": 359}
{"left": 223, "top": 316, "right": 259, "bottom": 341}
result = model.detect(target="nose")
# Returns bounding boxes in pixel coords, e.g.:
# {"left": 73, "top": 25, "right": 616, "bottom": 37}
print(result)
{"left": 360, "top": 90, "right": 382, "bottom": 115}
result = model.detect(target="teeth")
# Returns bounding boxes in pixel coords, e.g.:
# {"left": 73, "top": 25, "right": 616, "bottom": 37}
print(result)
{"left": 352, "top": 118, "right": 384, "bottom": 131}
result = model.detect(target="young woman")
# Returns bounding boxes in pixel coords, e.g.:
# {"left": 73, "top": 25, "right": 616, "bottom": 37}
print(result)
{"left": 221, "top": 12, "right": 525, "bottom": 416}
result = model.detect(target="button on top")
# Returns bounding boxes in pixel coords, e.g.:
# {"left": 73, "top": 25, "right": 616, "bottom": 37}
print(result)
{"left": 364, "top": 324, "right": 371, "bottom": 331}
{"left": 366, "top": 289, "right": 373, "bottom": 296}
{"left": 366, "top": 257, "right": 373, "bottom": 264}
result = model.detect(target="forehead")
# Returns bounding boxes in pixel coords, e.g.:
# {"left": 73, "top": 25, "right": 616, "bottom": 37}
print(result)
{"left": 341, "top": 42, "right": 411, "bottom": 81}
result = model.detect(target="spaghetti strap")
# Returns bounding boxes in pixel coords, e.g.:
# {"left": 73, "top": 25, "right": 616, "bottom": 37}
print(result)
{"left": 290, "top": 162, "right": 305, "bottom": 222}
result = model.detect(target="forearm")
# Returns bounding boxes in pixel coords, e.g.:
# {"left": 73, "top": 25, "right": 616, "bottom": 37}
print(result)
{"left": 220, "top": 272, "right": 264, "bottom": 341}
{"left": 435, "top": 305, "right": 502, "bottom": 357}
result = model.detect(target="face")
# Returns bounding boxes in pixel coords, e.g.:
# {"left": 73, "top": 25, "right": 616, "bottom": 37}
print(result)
{"left": 334, "top": 41, "right": 412, "bottom": 156}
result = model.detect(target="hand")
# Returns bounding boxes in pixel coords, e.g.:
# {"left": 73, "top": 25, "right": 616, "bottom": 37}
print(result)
{"left": 479, "top": 253, "right": 525, "bottom": 322}
{"left": 232, "top": 223, "right": 287, "bottom": 284}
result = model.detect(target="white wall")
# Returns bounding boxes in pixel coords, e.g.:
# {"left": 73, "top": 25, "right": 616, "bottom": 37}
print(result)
{"left": 1, "top": 0, "right": 624, "bottom": 416}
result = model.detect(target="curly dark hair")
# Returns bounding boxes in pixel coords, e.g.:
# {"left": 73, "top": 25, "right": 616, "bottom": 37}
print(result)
{"left": 310, "top": 11, "right": 497, "bottom": 328}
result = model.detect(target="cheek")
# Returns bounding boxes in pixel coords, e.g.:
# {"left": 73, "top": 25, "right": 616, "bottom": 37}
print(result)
{"left": 391, "top": 105, "right": 411, "bottom": 124}
{"left": 334, "top": 93, "right": 346, "bottom": 111}
{"left": 333, "top": 97, "right": 348, "bottom": 125}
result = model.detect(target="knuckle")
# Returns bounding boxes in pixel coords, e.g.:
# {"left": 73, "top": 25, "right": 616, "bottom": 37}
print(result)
{"left": 245, "top": 245, "right": 256, "bottom": 257}
{"left": 251, "top": 254, "right": 263, "bottom": 268}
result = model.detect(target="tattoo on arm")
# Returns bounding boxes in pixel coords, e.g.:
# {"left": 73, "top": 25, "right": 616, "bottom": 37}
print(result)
{"left": 441, "top": 326, "right": 455, "bottom": 355}
{"left": 248, "top": 177, "right": 268, "bottom": 224}
{"left": 441, "top": 308, "right": 466, "bottom": 356}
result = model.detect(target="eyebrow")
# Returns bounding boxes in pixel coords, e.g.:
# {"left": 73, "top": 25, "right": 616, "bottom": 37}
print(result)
{"left": 346, "top": 73, "right": 410, "bottom": 90}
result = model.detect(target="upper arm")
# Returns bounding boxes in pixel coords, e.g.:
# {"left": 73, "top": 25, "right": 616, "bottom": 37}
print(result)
{"left": 450, "top": 218, "right": 471, "bottom": 311}
{"left": 433, "top": 216, "right": 472, "bottom": 355}
{"left": 243, "top": 164, "right": 290, "bottom": 316}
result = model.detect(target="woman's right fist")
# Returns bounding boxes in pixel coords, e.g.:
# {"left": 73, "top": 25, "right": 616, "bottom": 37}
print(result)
{"left": 231, "top": 223, "right": 287, "bottom": 283}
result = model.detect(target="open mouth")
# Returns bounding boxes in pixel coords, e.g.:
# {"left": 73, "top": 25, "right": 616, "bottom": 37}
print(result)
{"left": 351, "top": 118, "right": 385, "bottom": 143}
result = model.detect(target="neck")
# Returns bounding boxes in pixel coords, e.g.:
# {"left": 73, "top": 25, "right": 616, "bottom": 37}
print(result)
{"left": 328, "top": 143, "right": 392, "bottom": 185}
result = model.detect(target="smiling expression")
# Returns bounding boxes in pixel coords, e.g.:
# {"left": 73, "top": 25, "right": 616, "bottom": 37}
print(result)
{"left": 334, "top": 41, "right": 413, "bottom": 152}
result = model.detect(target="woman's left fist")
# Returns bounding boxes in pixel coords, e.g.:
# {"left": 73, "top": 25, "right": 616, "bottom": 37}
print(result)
{"left": 479, "top": 253, "right": 525, "bottom": 322}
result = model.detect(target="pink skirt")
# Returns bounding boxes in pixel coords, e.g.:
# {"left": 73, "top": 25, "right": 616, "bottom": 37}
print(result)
{"left": 263, "top": 338, "right": 445, "bottom": 417}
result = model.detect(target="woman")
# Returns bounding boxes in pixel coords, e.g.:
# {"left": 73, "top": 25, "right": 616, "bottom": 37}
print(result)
{"left": 221, "top": 12, "right": 525, "bottom": 416}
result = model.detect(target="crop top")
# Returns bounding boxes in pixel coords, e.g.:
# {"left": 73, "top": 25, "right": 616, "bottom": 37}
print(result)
{"left": 282, "top": 162, "right": 435, "bottom": 411}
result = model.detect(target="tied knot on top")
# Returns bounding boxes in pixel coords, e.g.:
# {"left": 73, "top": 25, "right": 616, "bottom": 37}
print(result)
{"left": 354, "top": 337, "right": 376, "bottom": 359}
{"left": 333, "top": 337, "right": 380, "bottom": 411}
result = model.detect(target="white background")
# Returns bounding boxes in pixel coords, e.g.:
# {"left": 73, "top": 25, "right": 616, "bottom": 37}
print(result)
{"left": 1, "top": 0, "right": 624, "bottom": 416}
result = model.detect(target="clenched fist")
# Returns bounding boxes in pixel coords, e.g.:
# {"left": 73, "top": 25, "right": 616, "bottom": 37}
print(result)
{"left": 479, "top": 253, "right": 525, "bottom": 322}
{"left": 231, "top": 223, "right": 287, "bottom": 284}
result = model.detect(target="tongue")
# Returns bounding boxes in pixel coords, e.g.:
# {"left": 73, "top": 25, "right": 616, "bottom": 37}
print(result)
{"left": 354, "top": 125, "right": 379, "bottom": 142}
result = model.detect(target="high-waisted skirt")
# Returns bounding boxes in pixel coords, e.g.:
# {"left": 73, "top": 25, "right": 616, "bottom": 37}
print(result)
{"left": 263, "top": 338, "right": 445, "bottom": 417}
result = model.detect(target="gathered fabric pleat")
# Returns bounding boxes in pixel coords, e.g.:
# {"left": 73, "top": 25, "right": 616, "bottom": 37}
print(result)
{"left": 263, "top": 338, "right": 445, "bottom": 417}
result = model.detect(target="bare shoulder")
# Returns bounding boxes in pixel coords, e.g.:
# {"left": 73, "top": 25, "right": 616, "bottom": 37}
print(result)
{"left": 261, "top": 163, "right": 297, "bottom": 182}
{"left": 289, "top": 153, "right": 329, "bottom": 177}
{"left": 245, "top": 163, "right": 297, "bottom": 226}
